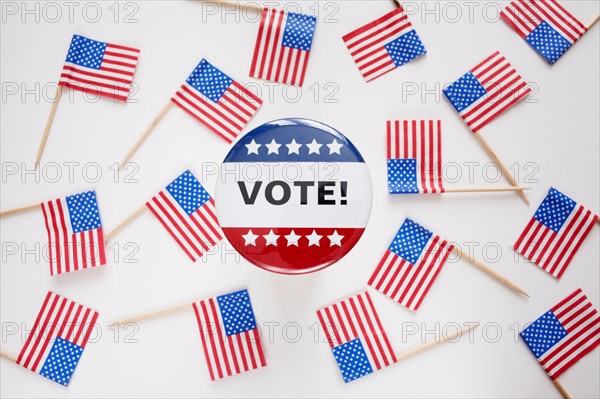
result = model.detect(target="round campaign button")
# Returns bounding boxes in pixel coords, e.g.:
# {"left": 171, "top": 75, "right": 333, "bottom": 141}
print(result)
{"left": 216, "top": 118, "right": 372, "bottom": 274}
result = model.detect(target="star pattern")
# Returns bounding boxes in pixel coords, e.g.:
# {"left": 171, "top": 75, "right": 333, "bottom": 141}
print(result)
{"left": 286, "top": 139, "right": 302, "bottom": 154}
{"left": 65, "top": 190, "right": 102, "bottom": 234}
{"left": 328, "top": 230, "right": 344, "bottom": 247}
{"left": 245, "top": 139, "right": 262, "bottom": 155}
{"left": 265, "top": 139, "right": 282, "bottom": 155}
{"left": 39, "top": 337, "right": 84, "bottom": 386}
{"left": 263, "top": 230, "right": 280, "bottom": 246}
{"left": 242, "top": 230, "right": 258, "bottom": 246}
{"left": 384, "top": 30, "right": 427, "bottom": 68}
{"left": 217, "top": 289, "right": 257, "bottom": 336}
{"left": 65, "top": 35, "right": 106, "bottom": 69}
{"left": 526, "top": 21, "right": 572, "bottom": 65}
{"left": 521, "top": 310, "right": 567, "bottom": 358}
{"left": 306, "top": 230, "right": 323, "bottom": 246}
{"left": 327, "top": 140, "right": 343, "bottom": 155}
{"left": 240, "top": 230, "right": 345, "bottom": 247}
{"left": 306, "top": 139, "right": 323, "bottom": 154}
{"left": 444, "top": 71, "right": 487, "bottom": 112}
{"left": 389, "top": 219, "right": 433, "bottom": 264}
{"left": 387, "top": 159, "right": 419, "bottom": 194}
{"left": 242, "top": 138, "right": 344, "bottom": 157}
{"left": 332, "top": 338, "right": 373, "bottom": 383}
{"left": 534, "top": 187, "right": 576, "bottom": 233}
{"left": 282, "top": 12, "right": 317, "bottom": 51}
{"left": 166, "top": 170, "right": 211, "bottom": 215}
{"left": 285, "top": 230, "right": 301, "bottom": 246}
{"left": 186, "top": 59, "right": 233, "bottom": 103}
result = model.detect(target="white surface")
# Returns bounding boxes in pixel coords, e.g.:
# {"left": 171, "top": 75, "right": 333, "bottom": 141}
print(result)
{"left": 1, "top": 1, "right": 599, "bottom": 397}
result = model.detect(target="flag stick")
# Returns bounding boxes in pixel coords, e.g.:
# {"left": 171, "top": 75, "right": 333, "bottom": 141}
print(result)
{"left": 119, "top": 101, "right": 173, "bottom": 171}
{"left": 552, "top": 379, "right": 572, "bottom": 399}
{"left": 105, "top": 204, "right": 147, "bottom": 242}
{"left": 586, "top": 13, "right": 599, "bottom": 29}
{"left": 443, "top": 187, "right": 530, "bottom": 193}
{"left": 453, "top": 247, "right": 529, "bottom": 298}
{"left": 392, "top": 0, "right": 402, "bottom": 8}
{"left": 473, "top": 132, "right": 529, "bottom": 205}
{"left": 107, "top": 302, "right": 192, "bottom": 328}
{"left": 35, "top": 86, "right": 63, "bottom": 169}
{"left": 0, "top": 351, "right": 17, "bottom": 363}
{"left": 395, "top": 323, "right": 479, "bottom": 362}
{"left": 210, "top": 0, "right": 262, "bottom": 12}
{"left": 0, "top": 203, "right": 40, "bottom": 217}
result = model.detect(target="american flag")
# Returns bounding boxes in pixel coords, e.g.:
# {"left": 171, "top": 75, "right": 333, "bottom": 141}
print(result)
{"left": 521, "top": 289, "right": 599, "bottom": 380}
{"left": 146, "top": 170, "right": 222, "bottom": 262}
{"left": 172, "top": 59, "right": 262, "bottom": 143}
{"left": 16, "top": 291, "right": 98, "bottom": 386}
{"left": 249, "top": 8, "right": 317, "bottom": 87}
{"left": 368, "top": 219, "right": 454, "bottom": 311}
{"left": 342, "top": 7, "right": 426, "bottom": 82}
{"left": 514, "top": 187, "right": 598, "bottom": 279}
{"left": 192, "top": 289, "right": 266, "bottom": 380}
{"left": 41, "top": 190, "right": 106, "bottom": 276}
{"left": 59, "top": 34, "right": 140, "bottom": 102}
{"left": 501, "top": 0, "right": 587, "bottom": 64}
{"left": 316, "top": 291, "right": 397, "bottom": 383}
{"left": 387, "top": 120, "right": 444, "bottom": 194}
{"left": 443, "top": 51, "right": 532, "bottom": 133}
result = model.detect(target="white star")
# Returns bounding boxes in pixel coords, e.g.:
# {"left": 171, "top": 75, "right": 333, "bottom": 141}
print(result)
{"left": 265, "top": 139, "right": 282, "bottom": 155}
{"left": 327, "top": 140, "right": 343, "bottom": 155}
{"left": 306, "top": 139, "right": 322, "bottom": 155}
{"left": 245, "top": 139, "right": 261, "bottom": 155}
{"left": 263, "top": 230, "right": 280, "bottom": 246}
{"left": 286, "top": 139, "right": 302, "bottom": 155}
{"left": 242, "top": 230, "right": 258, "bottom": 246}
{"left": 306, "top": 230, "right": 322, "bottom": 246}
{"left": 285, "top": 230, "right": 301, "bottom": 246}
{"left": 328, "top": 230, "right": 344, "bottom": 247}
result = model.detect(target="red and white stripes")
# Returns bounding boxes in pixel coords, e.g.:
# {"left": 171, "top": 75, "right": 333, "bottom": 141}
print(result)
{"left": 316, "top": 291, "right": 397, "bottom": 370}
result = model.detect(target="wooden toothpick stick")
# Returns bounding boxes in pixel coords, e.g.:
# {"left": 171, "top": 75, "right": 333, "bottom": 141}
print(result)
{"left": 453, "top": 247, "right": 529, "bottom": 298}
{"left": 443, "top": 187, "right": 529, "bottom": 194}
{"left": 552, "top": 379, "right": 572, "bottom": 399}
{"left": 104, "top": 205, "right": 147, "bottom": 242}
{"left": 395, "top": 323, "right": 479, "bottom": 362}
{"left": 107, "top": 302, "right": 192, "bottom": 328}
{"left": 473, "top": 132, "right": 529, "bottom": 205}
{"left": 0, "top": 203, "right": 40, "bottom": 217}
{"left": 586, "top": 13, "right": 599, "bottom": 29}
{"left": 0, "top": 351, "right": 17, "bottom": 363}
{"left": 119, "top": 101, "right": 173, "bottom": 170}
{"left": 35, "top": 86, "right": 63, "bottom": 169}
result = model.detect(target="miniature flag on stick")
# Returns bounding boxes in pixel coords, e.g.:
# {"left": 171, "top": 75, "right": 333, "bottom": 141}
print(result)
{"left": 192, "top": 289, "right": 266, "bottom": 380}
{"left": 521, "top": 289, "right": 599, "bottom": 398}
{"left": 500, "top": 0, "right": 589, "bottom": 64}
{"left": 342, "top": 6, "right": 426, "bottom": 82}
{"left": 316, "top": 291, "right": 397, "bottom": 382}
{"left": 42, "top": 190, "right": 106, "bottom": 276}
{"left": 15, "top": 291, "right": 98, "bottom": 386}
{"left": 250, "top": 8, "right": 317, "bottom": 86}
{"left": 514, "top": 187, "right": 598, "bottom": 279}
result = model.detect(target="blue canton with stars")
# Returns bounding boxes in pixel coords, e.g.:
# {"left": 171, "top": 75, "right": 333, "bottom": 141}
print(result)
{"left": 39, "top": 337, "right": 84, "bottom": 386}
{"left": 186, "top": 59, "right": 233, "bottom": 103}
{"left": 534, "top": 187, "right": 576, "bottom": 233}
{"left": 65, "top": 35, "right": 107, "bottom": 69}
{"left": 387, "top": 159, "right": 419, "bottom": 194}
{"left": 332, "top": 338, "right": 373, "bottom": 383}
{"left": 384, "top": 30, "right": 427, "bottom": 68}
{"left": 166, "top": 170, "right": 211, "bottom": 216}
{"left": 282, "top": 12, "right": 317, "bottom": 51}
{"left": 65, "top": 190, "right": 102, "bottom": 234}
{"left": 217, "top": 289, "right": 257, "bottom": 337}
{"left": 521, "top": 310, "right": 567, "bottom": 359}
{"left": 388, "top": 219, "right": 433, "bottom": 264}
{"left": 443, "top": 72, "right": 487, "bottom": 113}
{"left": 526, "top": 21, "right": 572, "bottom": 65}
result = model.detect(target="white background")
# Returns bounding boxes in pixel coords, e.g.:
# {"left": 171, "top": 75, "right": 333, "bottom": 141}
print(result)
{"left": 1, "top": 1, "right": 599, "bottom": 397}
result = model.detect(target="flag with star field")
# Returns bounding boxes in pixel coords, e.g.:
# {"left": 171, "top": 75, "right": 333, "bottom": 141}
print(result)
{"left": 250, "top": 8, "right": 317, "bottom": 87}
{"left": 172, "top": 59, "right": 263, "bottom": 143}
{"left": 192, "top": 289, "right": 266, "bottom": 380}
{"left": 59, "top": 34, "right": 140, "bottom": 101}
{"left": 41, "top": 190, "right": 106, "bottom": 276}
{"left": 514, "top": 187, "right": 598, "bottom": 279}
{"left": 521, "top": 289, "right": 599, "bottom": 380}
{"left": 316, "top": 291, "right": 397, "bottom": 383}
{"left": 368, "top": 218, "right": 454, "bottom": 311}
{"left": 342, "top": 6, "right": 427, "bottom": 82}
{"left": 387, "top": 120, "right": 444, "bottom": 194}
{"left": 16, "top": 291, "right": 98, "bottom": 386}
{"left": 443, "top": 51, "right": 532, "bottom": 133}
{"left": 501, "top": 0, "right": 587, "bottom": 64}
{"left": 146, "top": 170, "right": 223, "bottom": 262}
